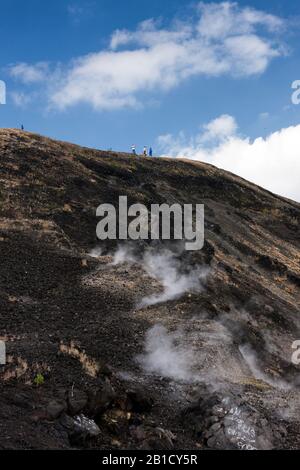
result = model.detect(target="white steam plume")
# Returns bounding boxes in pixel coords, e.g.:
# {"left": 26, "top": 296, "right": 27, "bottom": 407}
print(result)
{"left": 88, "top": 247, "right": 103, "bottom": 258}
{"left": 137, "top": 324, "right": 198, "bottom": 382}
{"left": 239, "top": 344, "right": 291, "bottom": 390}
{"left": 138, "top": 250, "right": 209, "bottom": 307}
{"left": 111, "top": 245, "right": 136, "bottom": 265}
{"left": 111, "top": 245, "right": 209, "bottom": 307}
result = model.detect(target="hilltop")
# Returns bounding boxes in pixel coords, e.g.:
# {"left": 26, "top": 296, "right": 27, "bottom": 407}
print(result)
{"left": 0, "top": 128, "right": 299, "bottom": 450}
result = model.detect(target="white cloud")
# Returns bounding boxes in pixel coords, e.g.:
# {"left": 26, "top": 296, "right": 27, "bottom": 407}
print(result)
{"left": 200, "top": 114, "right": 238, "bottom": 143}
{"left": 28, "top": 1, "right": 286, "bottom": 111}
{"left": 259, "top": 112, "right": 270, "bottom": 119}
{"left": 157, "top": 116, "right": 300, "bottom": 203}
{"left": 110, "top": 18, "right": 193, "bottom": 50}
{"left": 9, "top": 62, "right": 49, "bottom": 84}
{"left": 10, "top": 91, "right": 32, "bottom": 107}
{"left": 196, "top": 1, "right": 284, "bottom": 39}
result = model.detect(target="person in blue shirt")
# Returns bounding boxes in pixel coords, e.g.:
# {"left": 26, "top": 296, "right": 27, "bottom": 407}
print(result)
{"left": 149, "top": 147, "right": 153, "bottom": 157}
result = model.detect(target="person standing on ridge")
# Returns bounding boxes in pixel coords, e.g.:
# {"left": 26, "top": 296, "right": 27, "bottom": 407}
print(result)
{"left": 149, "top": 147, "right": 153, "bottom": 157}
{"left": 131, "top": 145, "right": 136, "bottom": 155}
{"left": 143, "top": 146, "right": 148, "bottom": 157}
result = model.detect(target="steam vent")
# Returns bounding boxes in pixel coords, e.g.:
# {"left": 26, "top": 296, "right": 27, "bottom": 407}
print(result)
{"left": 0, "top": 129, "right": 299, "bottom": 450}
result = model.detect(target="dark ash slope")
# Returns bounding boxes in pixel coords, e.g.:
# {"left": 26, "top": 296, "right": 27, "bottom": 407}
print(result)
{"left": 0, "top": 129, "right": 299, "bottom": 450}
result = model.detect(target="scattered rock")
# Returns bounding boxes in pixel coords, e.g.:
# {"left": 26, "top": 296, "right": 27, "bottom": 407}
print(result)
{"left": 126, "top": 388, "right": 154, "bottom": 413}
{"left": 60, "top": 413, "right": 100, "bottom": 446}
{"left": 87, "top": 380, "right": 116, "bottom": 416}
{"left": 11, "top": 392, "right": 34, "bottom": 410}
{"left": 67, "top": 389, "right": 88, "bottom": 416}
{"left": 139, "top": 427, "right": 176, "bottom": 450}
{"left": 210, "top": 422, "right": 222, "bottom": 433}
{"left": 130, "top": 425, "right": 147, "bottom": 442}
{"left": 183, "top": 390, "right": 275, "bottom": 450}
{"left": 46, "top": 400, "right": 67, "bottom": 420}
{"left": 73, "top": 414, "right": 101, "bottom": 437}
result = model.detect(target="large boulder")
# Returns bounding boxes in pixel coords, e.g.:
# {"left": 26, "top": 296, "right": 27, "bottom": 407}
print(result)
{"left": 182, "top": 390, "right": 281, "bottom": 450}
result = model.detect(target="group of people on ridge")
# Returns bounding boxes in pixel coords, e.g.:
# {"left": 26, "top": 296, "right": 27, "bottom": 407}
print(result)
{"left": 131, "top": 145, "right": 153, "bottom": 157}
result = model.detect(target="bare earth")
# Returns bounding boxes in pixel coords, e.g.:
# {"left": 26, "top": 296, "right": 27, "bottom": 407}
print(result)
{"left": 0, "top": 129, "right": 299, "bottom": 450}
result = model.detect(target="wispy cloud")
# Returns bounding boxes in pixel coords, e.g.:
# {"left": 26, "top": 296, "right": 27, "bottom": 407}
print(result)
{"left": 67, "top": 2, "right": 95, "bottom": 24}
{"left": 259, "top": 112, "right": 270, "bottom": 120}
{"left": 9, "top": 62, "right": 49, "bottom": 84}
{"left": 196, "top": 1, "right": 284, "bottom": 38}
{"left": 10, "top": 91, "right": 32, "bottom": 108}
{"left": 9, "top": 2, "right": 287, "bottom": 111}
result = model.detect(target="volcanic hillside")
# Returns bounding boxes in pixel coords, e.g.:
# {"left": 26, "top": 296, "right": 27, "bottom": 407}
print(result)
{"left": 0, "top": 128, "right": 299, "bottom": 450}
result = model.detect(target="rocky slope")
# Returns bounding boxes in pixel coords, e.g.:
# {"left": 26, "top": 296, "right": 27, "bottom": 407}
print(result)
{"left": 0, "top": 128, "right": 299, "bottom": 450}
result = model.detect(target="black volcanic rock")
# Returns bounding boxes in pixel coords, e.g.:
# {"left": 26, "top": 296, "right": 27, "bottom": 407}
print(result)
{"left": 0, "top": 128, "right": 299, "bottom": 450}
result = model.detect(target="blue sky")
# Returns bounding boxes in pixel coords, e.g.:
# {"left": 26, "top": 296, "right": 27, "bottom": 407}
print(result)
{"left": 0, "top": 1, "right": 300, "bottom": 200}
